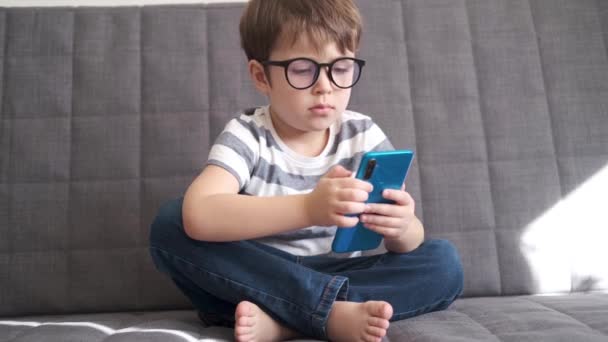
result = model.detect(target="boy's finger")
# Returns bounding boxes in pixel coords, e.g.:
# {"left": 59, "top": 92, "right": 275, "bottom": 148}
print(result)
{"left": 324, "top": 165, "right": 352, "bottom": 179}
{"left": 336, "top": 201, "right": 367, "bottom": 215}
{"left": 337, "top": 177, "right": 373, "bottom": 192}
{"left": 365, "top": 203, "right": 400, "bottom": 217}
{"left": 361, "top": 214, "right": 402, "bottom": 228}
{"left": 383, "top": 189, "right": 409, "bottom": 205}
{"left": 365, "top": 225, "right": 402, "bottom": 239}
{"left": 335, "top": 215, "right": 359, "bottom": 227}
{"left": 337, "top": 188, "right": 369, "bottom": 202}
{"left": 355, "top": 179, "right": 374, "bottom": 192}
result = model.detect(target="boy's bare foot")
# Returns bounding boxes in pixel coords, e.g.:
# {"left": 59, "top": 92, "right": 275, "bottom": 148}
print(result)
{"left": 234, "top": 301, "right": 299, "bottom": 342}
{"left": 327, "top": 301, "right": 393, "bottom": 342}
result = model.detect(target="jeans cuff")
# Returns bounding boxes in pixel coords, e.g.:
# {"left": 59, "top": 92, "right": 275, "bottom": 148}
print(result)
{"left": 311, "top": 275, "right": 349, "bottom": 339}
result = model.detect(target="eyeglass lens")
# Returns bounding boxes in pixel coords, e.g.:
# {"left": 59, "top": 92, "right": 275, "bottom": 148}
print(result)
{"left": 286, "top": 58, "right": 361, "bottom": 89}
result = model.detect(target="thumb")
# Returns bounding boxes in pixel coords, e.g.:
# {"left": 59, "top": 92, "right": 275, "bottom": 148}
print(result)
{"left": 324, "top": 165, "right": 352, "bottom": 179}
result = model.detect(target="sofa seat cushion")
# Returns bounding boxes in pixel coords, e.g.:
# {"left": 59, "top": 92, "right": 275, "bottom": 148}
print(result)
{"left": 1, "top": 293, "right": 606, "bottom": 342}
{"left": 0, "top": 310, "right": 236, "bottom": 342}
{"left": 390, "top": 293, "right": 608, "bottom": 341}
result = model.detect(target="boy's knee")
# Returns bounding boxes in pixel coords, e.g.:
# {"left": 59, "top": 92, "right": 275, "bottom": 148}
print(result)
{"left": 149, "top": 197, "right": 184, "bottom": 245}
{"left": 427, "top": 239, "right": 464, "bottom": 297}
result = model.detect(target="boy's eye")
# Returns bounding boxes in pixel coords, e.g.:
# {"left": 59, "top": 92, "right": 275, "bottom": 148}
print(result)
{"left": 333, "top": 66, "right": 352, "bottom": 74}
{"left": 290, "top": 67, "right": 314, "bottom": 75}
{"left": 333, "top": 61, "right": 354, "bottom": 74}
{"left": 288, "top": 60, "right": 315, "bottom": 74}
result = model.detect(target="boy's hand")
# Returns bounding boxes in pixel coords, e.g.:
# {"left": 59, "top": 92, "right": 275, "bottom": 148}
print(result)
{"left": 359, "top": 185, "right": 417, "bottom": 242}
{"left": 306, "top": 165, "right": 373, "bottom": 227}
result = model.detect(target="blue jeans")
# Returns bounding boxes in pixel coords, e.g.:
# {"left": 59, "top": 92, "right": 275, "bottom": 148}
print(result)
{"left": 149, "top": 198, "right": 464, "bottom": 340}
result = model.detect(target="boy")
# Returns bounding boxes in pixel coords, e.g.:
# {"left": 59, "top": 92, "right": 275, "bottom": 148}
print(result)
{"left": 149, "top": 0, "right": 464, "bottom": 341}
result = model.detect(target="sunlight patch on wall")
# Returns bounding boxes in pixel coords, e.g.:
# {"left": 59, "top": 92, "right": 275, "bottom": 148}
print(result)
{"left": 521, "top": 163, "right": 608, "bottom": 294}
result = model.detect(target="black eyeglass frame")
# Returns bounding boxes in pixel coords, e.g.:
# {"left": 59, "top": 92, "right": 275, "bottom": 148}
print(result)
{"left": 261, "top": 57, "right": 366, "bottom": 90}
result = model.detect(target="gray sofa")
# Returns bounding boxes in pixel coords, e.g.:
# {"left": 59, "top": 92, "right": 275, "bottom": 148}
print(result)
{"left": 1, "top": 0, "right": 607, "bottom": 341}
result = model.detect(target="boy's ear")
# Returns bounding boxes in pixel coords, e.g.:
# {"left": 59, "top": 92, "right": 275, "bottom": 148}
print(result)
{"left": 248, "top": 60, "right": 271, "bottom": 95}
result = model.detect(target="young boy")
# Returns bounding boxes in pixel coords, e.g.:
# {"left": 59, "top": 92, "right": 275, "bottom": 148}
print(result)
{"left": 149, "top": 0, "right": 464, "bottom": 341}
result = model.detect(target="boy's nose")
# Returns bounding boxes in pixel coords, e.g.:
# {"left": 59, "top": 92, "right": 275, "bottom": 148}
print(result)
{"left": 312, "top": 67, "right": 333, "bottom": 94}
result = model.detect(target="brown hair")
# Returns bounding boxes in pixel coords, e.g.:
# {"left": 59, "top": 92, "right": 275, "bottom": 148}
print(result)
{"left": 239, "top": 0, "right": 362, "bottom": 62}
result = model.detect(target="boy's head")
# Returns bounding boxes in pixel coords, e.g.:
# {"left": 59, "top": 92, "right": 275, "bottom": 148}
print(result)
{"left": 239, "top": 0, "right": 364, "bottom": 139}
{"left": 239, "top": 0, "right": 362, "bottom": 63}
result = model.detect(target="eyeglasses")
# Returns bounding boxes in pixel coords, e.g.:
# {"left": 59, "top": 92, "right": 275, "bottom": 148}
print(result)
{"left": 261, "top": 57, "right": 366, "bottom": 90}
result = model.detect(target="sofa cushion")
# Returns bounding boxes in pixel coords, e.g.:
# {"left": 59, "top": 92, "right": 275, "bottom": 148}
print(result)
{"left": 392, "top": 293, "right": 608, "bottom": 342}
{"left": 0, "top": 310, "right": 235, "bottom": 342}
{"left": 1, "top": 294, "right": 606, "bottom": 342}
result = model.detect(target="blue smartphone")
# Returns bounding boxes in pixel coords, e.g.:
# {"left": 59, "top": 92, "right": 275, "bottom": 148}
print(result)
{"left": 331, "top": 149, "right": 415, "bottom": 253}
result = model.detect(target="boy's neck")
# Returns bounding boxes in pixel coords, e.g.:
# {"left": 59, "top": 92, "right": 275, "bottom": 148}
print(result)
{"left": 283, "top": 129, "right": 330, "bottom": 158}
{"left": 269, "top": 109, "right": 330, "bottom": 158}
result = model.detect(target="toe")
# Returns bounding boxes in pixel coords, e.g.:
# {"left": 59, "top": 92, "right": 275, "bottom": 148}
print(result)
{"left": 367, "top": 301, "right": 393, "bottom": 320}
{"left": 234, "top": 330, "right": 254, "bottom": 342}
{"left": 237, "top": 316, "right": 255, "bottom": 327}
{"left": 236, "top": 301, "right": 256, "bottom": 317}
{"left": 235, "top": 324, "right": 253, "bottom": 335}
{"left": 367, "top": 316, "right": 390, "bottom": 329}
{"left": 378, "top": 302, "right": 393, "bottom": 319}
{"left": 365, "top": 325, "right": 387, "bottom": 338}
{"left": 362, "top": 335, "right": 382, "bottom": 342}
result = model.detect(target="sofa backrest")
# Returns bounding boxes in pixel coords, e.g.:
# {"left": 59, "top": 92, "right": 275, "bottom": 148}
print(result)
{"left": 1, "top": 0, "right": 607, "bottom": 317}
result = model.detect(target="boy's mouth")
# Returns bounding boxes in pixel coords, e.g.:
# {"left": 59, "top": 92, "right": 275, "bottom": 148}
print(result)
{"left": 309, "top": 104, "right": 334, "bottom": 114}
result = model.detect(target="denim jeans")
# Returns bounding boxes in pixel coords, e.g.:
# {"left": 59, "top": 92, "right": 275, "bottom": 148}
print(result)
{"left": 149, "top": 198, "right": 464, "bottom": 340}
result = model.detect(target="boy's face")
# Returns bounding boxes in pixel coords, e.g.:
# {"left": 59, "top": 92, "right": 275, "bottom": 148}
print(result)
{"left": 250, "top": 33, "right": 355, "bottom": 136}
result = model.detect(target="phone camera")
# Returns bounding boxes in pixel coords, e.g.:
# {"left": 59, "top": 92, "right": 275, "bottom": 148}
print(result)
{"left": 363, "top": 159, "right": 376, "bottom": 180}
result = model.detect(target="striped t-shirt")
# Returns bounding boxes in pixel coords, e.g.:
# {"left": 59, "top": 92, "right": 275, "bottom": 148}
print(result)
{"left": 207, "top": 105, "right": 394, "bottom": 256}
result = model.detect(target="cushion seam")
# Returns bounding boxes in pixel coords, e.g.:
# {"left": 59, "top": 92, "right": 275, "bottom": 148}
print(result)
{"left": 463, "top": 0, "right": 502, "bottom": 296}
{"left": 399, "top": 0, "right": 425, "bottom": 222}
{"left": 438, "top": 308, "right": 503, "bottom": 342}
{"left": 527, "top": 0, "right": 565, "bottom": 200}
{"left": 522, "top": 297, "right": 607, "bottom": 336}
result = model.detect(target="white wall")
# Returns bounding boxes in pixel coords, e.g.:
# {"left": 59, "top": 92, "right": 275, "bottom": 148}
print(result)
{"left": 0, "top": 0, "right": 246, "bottom": 6}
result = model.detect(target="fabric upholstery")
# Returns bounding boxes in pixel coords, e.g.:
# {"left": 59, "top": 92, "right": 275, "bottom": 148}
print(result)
{"left": 1, "top": 294, "right": 607, "bottom": 342}
{"left": 0, "top": 0, "right": 607, "bottom": 340}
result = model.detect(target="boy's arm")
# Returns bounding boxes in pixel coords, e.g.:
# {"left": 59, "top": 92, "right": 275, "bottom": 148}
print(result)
{"left": 383, "top": 217, "right": 425, "bottom": 253}
{"left": 182, "top": 164, "right": 373, "bottom": 242}
{"left": 182, "top": 165, "right": 312, "bottom": 241}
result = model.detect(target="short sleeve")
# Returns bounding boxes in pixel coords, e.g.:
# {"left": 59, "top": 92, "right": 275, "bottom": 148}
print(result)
{"left": 207, "top": 116, "right": 259, "bottom": 190}
{"left": 368, "top": 122, "right": 395, "bottom": 152}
